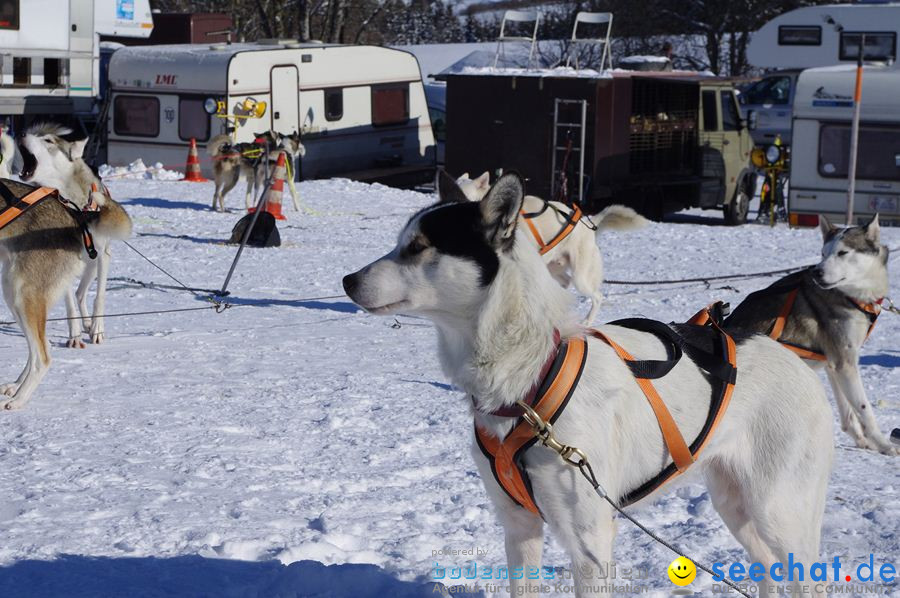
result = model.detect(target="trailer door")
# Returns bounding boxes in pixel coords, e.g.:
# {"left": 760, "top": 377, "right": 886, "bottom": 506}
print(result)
{"left": 270, "top": 65, "right": 300, "bottom": 134}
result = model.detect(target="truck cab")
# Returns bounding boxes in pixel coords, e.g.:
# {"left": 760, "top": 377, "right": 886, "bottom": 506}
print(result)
{"left": 698, "top": 80, "right": 756, "bottom": 224}
{"left": 739, "top": 70, "right": 800, "bottom": 147}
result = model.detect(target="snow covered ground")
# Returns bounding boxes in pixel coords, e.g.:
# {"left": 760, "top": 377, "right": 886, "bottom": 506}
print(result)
{"left": 0, "top": 178, "right": 897, "bottom": 597}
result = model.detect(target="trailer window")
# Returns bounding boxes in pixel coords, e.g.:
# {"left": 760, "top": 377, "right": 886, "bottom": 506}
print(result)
{"left": 721, "top": 91, "right": 740, "bottom": 131}
{"left": 0, "top": 0, "right": 19, "bottom": 30}
{"left": 178, "top": 97, "right": 210, "bottom": 142}
{"left": 114, "top": 96, "right": 160, "bottom": 137}
{"left": 778, "top": 26, "right": 821, "bottom": 46}
{"left": 372, "top": 84, "right": 409, "bottom": 126}
{"left": 839, "top": 32, "right": 896, "bottom": 61}
{"left": 325, "top": 88, "right": 343, "bottom": 121}
{"left": 819, "top": 123, "right": 900, "bottom": 182}
{"left": 702, "top": 90, "right": 718, "bottom": 131}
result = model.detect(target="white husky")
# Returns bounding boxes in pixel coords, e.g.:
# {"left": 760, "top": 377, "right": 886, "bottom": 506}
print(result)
{"left": 456, "top": 172, "right": 647, "bottom": 323}
{"left": 344, "top": 172, "right": 833, "bottom": 598}
{"left": 18, "top": 123, "right": 128, "bottom": 347}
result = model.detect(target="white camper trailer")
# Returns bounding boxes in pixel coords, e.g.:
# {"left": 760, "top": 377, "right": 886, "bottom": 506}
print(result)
{"left": 0, "top": 0, "right": 152, "bottom": 126}
{"left": 788, "top": 63, "right": 900, "bottom": 226}
{"left": 106, "top": 42, "right": 436, "bottom": 186}
{"left": 742, "top": 2, "right": 900, "bottom": 146}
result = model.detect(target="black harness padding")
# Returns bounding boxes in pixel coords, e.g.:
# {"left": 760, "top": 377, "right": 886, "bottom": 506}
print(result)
{"left": 614, "top": 318, "right": 737, "bottom": 507}
{"left": 520, "top": 200, "right": 551, "bottom": 219}
{"left": 608, "top": 318, "right": 684, "bottom": 379}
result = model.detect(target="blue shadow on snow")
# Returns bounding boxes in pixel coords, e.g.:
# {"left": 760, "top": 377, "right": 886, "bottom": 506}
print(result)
{"left": 122, "top": 197, "right": 210, "bottom": 212}
{"left": 0, "top": 555, "right": 484, "bottom": 598}
{"left": 860, "top": 353, "right": 900, "bottom": 368}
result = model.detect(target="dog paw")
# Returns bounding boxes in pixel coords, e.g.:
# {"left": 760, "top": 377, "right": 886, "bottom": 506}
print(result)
{"left": 90, "top": 332, "right": 104, "bottom": 345}
{"left": 1, "top": 396, "right": 26, "bottom": 411}
{"left": 0, "top": 383, "right": 19, "bottom": 396}
{"left": 66, "top": 338, "right": 86, "bottom": 349}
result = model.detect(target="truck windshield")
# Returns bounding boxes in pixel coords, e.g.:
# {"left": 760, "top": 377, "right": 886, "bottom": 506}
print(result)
{"left": 743, "top": 76, "right": 791, "bottom": 106}
{"left": 819, "top": 123, "right": 900, "bottom": 182}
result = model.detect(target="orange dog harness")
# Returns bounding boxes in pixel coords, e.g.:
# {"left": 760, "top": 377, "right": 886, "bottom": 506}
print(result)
{"left": 0, "top": 185, "right": 57, "bottom": 229}
{"left": 520, "top": 203, "right": 583, "bottom": 256}
{"left": 475, "top": 306, "right": 738, "bottom": 516}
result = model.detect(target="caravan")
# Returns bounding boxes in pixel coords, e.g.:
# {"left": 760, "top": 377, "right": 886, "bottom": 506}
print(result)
{"left": 742, "top": 2, "right": 900, "bottom": 146}
{"left": 788, "top": 63, "right": 900, "bottom": 226}
{"left": 106, "top": 42, "right": 436, "bottom": 186}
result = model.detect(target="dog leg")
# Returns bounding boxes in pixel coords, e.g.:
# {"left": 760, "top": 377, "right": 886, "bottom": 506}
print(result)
{"left": 825, "top": 366, "right": 869, "bottom": 450}
{"left": 500, "top": 507, "right": 545, "bottom": 598}
{"left": 64, "top": 288, "right": 86, "bottom": 349}
{"left": 2, "top": 293, "right": 51, "bottom": 410}
{"left": 830, "top": 360, "right": 898, "bottom": 455}
{"left": 219, "top": 170, "right": 240, "bottom": 213}
{"left": 89, "top": 242, "right": 110, "bottom": 344}
{"left": 75, "top": 258, "right": 97, "bottom": 333}
{"left": 571, "top": 247, "right": 604, "bottom": 325}
{"left": 546, "top": 494, "right": 615, "bottom": 598}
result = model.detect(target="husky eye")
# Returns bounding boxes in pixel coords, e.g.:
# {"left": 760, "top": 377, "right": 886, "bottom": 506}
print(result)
{"left": 837, "top": 250, "right": 848, "bottom": 257}
{"left": 403, "top": 238, "right": 428, "bottom": 257}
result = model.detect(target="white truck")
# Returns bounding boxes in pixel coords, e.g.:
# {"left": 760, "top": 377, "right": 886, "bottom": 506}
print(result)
{"left": 788, "top": 63, "right": 900, "bottom": 226}
{"left": 106, "top": 42, "right": 436, "bottom": 186}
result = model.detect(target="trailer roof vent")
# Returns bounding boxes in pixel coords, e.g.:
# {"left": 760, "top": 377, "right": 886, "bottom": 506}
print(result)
{"left": 209, "top": 43, "right": 227, "bottom": 50}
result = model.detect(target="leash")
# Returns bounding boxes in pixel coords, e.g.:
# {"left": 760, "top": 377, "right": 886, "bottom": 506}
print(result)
{"left": 515, "top": 400, "right": 753, "bottom": 598}
{"left": 883, "top": 297, "right": 900, "bottom": 316}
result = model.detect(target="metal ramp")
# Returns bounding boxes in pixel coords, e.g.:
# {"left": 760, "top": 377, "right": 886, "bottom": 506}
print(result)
{"left": 550, "top": 99, "right": 587, "bottom": 205}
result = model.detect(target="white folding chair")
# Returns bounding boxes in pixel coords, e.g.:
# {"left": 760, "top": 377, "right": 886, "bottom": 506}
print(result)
{"left": 566, "top": 12, "right": 613, "bottom": 71}
{"left": 493, "top": 10, "right": 541, "bottom": 69}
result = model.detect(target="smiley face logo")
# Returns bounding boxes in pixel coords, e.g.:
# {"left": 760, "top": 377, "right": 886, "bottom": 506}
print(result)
{"left": 667, "top": 556, "right": 696, "bottom": 586}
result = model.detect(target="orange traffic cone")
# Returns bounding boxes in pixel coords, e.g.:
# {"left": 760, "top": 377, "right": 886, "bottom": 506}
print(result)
{"left": 183, "top": 138, "right": 208, "bottom": 182}
{"left": 250, "top": 152, "right": 287, "bottom": 220}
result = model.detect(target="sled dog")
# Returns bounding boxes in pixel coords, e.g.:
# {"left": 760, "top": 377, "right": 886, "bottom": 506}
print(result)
{"left": 0, "top": 125, "right": 131, "bottom": 409}
{"left": 456, "top": 172, "right": 647, "bottom": 323}
{"left": 725, "top": 215, "right": 897, "bottom": 455}
{"left": 207, "top": 131, "right": 305, "bottom": 212}
{"left": 344, "top": 172, "right": 832, "bottom": 597}
{"left": 18, "top": 123, "right": 133, "bottom": 349}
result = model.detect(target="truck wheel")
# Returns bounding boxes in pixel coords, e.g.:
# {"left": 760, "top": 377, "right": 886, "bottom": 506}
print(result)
{"left": 723, "top": 186, "right": 750, "bottom": 226}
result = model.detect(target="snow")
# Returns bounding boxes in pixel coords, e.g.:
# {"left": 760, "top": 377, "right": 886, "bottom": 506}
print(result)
{"left": 460, "top": 65, "right": 610, "bottom": 78}
{"left": 98, "top": 159, "right": 183, "bottom": 181}
{"left": 0, "top": 177, "right": 897, "bottom": 597}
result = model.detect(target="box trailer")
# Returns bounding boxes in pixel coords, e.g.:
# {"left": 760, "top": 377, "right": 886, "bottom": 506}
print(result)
{"left": 106, "top": 42, "right": 436, "bottom": 186}
{"left": 443, "top": 71, "right": 755, "bottom": 222}
{"left": 788, "top": 63, "right": 900, "bottom": 226}
{"left": 0, "top": 0, "right": 152, "bottom": 129}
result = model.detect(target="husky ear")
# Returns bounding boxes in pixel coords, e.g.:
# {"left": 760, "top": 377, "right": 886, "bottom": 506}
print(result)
{"left": 474, "top": 171, "right": 491, "bottom": 192}
{"left": 436, "top": 169, "right": 468, "bottom": 204}
{"left": 69, "top": 138, "right": 87, "bottom": 160}
{"left": 459, "top": 172, "right": 469, "bottom": 180}
{"left": 480, "top": 172, "right": 524, "bottom": 250}
{"left": 864, "top": 213, "right": 881, "bottom": 242}
{"left": 818, "top": 214, "right": 836, "bottom": 240}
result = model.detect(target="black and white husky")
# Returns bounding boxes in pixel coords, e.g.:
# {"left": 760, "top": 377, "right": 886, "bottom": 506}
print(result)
{"left": 344, "top": 173, "right": 833, "bottom": 597}
{"left": 456, "top": 172, "right": 647, "bottom": 323}
{"left": 726, "top": 215, "right": 897, "bottom": 455}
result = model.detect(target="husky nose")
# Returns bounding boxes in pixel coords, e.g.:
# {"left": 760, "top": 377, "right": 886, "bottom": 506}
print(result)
{"left": 342, "top": 272, "right": 359, "bottom": 297}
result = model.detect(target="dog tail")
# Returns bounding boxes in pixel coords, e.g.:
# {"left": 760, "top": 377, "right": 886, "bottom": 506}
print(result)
{"left": 206, "top": 134, "right": 232, "bottom": 158}
{"left": 93, "top": 198, "right": 133, "bottom": 240}
{"left": 592, "top": 205, "right": 648, "bottom": 232}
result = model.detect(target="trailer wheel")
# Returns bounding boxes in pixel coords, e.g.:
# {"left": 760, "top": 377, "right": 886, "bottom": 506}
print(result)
{"left": 723, "top": 181, "right": 750, "bottom": 226}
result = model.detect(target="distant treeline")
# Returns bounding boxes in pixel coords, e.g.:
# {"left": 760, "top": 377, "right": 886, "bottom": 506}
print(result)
{"left": 149, "top": 0, "right": 834, "bottom": 75}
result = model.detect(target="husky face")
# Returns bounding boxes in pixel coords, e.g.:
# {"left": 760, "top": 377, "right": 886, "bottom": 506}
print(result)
{"left": 17, "top": 123, "right": 86, "bottom": 189}
{"left": 343, "top": 171, "right": 524, "bottom": 318}
{"left": 814, "top": 214, "right": 887, "bottom": 292}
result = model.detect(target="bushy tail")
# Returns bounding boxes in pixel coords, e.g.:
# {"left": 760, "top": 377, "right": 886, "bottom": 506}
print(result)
{"left": 593, "top": 204, "right": 648, "bottom": 232}
{"left": 93, "top": 198, "right": 133, "bottom": 240}
{"left": 207, "top": 134, "right": 232, "bottom": 158}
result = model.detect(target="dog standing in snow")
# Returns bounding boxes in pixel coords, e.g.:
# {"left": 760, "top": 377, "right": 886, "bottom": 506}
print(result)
{"left": 725, "top": 215, "right": 897, "bottom": 455}
{"left": 0, "top": 125, "right": 131, "bottom": 410}
{"left": 207, "top": 131, "right": 305, "bottom": 212}
{"left": 18, "top": 123, "right": 132, "bottom": 348}
{"left": 456, "top": 172, "right": 647, "bottom": 323}
{"left": 344, "top": 172, "right": 832, "bottom": 597}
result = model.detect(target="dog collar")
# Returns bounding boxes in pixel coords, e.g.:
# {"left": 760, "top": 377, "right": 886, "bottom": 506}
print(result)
{"left": 472, "top": 329, "right": 562, "bottom": 418}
